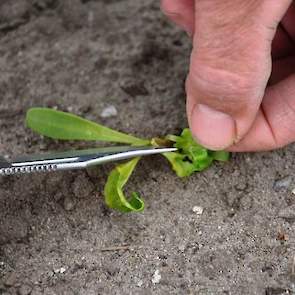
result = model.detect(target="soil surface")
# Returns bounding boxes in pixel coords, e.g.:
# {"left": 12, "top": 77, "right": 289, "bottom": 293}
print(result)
{"left": 1, "top": 1, "right": 295, "bottom": 294}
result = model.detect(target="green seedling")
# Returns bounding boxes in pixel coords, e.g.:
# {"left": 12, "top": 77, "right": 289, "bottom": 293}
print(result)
{"left": 26, "top": 108, "right": 230, "bottom": 213}
{"left": 104, "top": 157, "right": 144, "bottom": 212}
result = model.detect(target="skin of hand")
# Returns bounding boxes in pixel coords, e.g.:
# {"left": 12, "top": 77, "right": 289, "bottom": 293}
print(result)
{"left": 161, "top": 0, "right": 295, "bottom": 152}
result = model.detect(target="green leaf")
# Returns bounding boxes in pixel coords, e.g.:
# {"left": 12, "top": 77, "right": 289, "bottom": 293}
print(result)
{"left": 26, "top": 108, "right": 150, "bottom": 145}
{"left": 209, "top": 150, "right": 230, "bottom": 162}
{"left": 162, "top": 152, "right": 195, "bottom": 177}
{"left": 104, "top": 157, "right": 144, "bottom": 212}
{"left": 164, "top": 128, "right": 229, "bottom": 177}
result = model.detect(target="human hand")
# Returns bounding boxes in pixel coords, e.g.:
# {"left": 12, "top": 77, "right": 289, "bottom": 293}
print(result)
{"left": 161, "top": 0, "right": 295, "bottom": 151}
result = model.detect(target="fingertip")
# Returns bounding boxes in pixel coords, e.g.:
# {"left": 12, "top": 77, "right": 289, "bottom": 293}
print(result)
{"left": 190, "top": 103, "right": 236, "bottom": 150}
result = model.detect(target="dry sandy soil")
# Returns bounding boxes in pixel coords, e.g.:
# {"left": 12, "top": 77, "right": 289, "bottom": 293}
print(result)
{"left": 1, "top": 1, "right": 295, "bottom": 294}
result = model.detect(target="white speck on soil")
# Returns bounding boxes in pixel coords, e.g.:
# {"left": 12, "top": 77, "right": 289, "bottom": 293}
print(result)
{"left": 100, "top": 105, "right": 118, "bottom": 118}
{"left": 67, "top": 106, "right": 73, "bottom": 112}
{"left": 54, "top": 267, "right": 67, "bottom": 274}
{"left": 192, "top": 206, "right": 204, "bottom": 215}
{"left": 292, "top": 188, "right": 295, "bottom": 195}
{"left": 178, "top": 244, "right": 185, "bottom": 252}
{"left": 152, "top": 270, "right": 161, "bottom": 284}
{"left": 136, "top": 279, "right": 143, "bottom": 287}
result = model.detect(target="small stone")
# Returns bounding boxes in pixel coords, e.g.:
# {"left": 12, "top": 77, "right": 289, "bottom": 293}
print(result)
{"left": 54, "top": 267, "right": 67, "bottom": 274}
{"left": 67, "top": 106, "right": 74, "bottom": 113}
{"left": 18, "top": 284, "right": 33, "bottom": 295}
{"left": 292, "top": 188, "right": 295, "bottom": 195}
{"left": 273, "top": 176, "right": 292, "bottom": 192}
{"left": 136, "top": 280, "right": 143, "bottom": 287}
{"left": 192, "top": 206, "right": 204, "bottom": 215}
{"left": 178, "top": 244, "right": 185, "bottom": 252}
{"left": 60, "top": 267, "right": 66, "bottom": 274}
{"left": 152, "top": 270, "right": 161, "bottom": 284}
{"left": 4, "top": 272, "right": 17, "bottom": 287}
{"left": 100, "top": 105, "right": 118, "bottom": 118}
{"left": 63, "top": 196, "right": 75, "bottom": 211}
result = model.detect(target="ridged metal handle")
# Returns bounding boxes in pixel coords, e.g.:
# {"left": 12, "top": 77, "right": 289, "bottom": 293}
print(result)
{"left": 0, "top": 164, "right": 58, "bottom": 176}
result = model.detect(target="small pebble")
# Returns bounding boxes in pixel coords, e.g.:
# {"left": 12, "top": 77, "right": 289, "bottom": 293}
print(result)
{"left": 178, "top": 244, "right": 185, "bottom": 252}
{"left": 63, "top": 196, "right": 75, "bottom": 211}
{"left": 152, "top": 270, "right": 161, "bottom": 284}
{"left": 292, "top": 188, "right": 295, "bottom": 195}
{"left": 67, "top": 106, "right": 74, "bottom": 113}
{"left": 136, "top": 280, "right": 143, "bottom": 287}
{"left": 273, "top": 176, "right": 292, "bottom": 192}
{"left": 100, "top": 105, "right": 118, "bottom": 118}
{"left": 192, "top": 206, "right": 204, "bottom": 215}
{"left": 54, "top": 267, "right": 67, "bottom": 274}
{"left": 60, "top": 267, "right": 67, "bottom": 274}
{"left": 18, "top": 284, "right": 32, "bottom": 295}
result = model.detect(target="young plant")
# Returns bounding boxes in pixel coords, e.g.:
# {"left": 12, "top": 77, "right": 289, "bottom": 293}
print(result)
{"left": 26, "top": 108, "right": 230, "bottom": 213}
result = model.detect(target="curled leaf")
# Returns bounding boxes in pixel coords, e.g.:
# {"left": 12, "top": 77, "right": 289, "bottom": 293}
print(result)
{"left": 104, "top": 157, "right": 144, "bottom": 213}
{"left": 26, "top": 108, "right": 149, "bottom": 146}
{"left": 162, "top": 152, "right": 195, "bottom": 178}
{"left": 164, "top": 128, "right": 229, "bottom": 177}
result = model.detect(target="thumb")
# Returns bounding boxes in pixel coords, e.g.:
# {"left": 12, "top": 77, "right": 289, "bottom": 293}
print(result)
{"left": 187, "top": 0, "right": 292, "bottom": 150}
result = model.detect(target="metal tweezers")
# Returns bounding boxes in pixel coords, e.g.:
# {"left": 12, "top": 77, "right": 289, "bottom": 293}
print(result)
{"left": 0, "top": 146, "right": 177, "bottom": 176}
